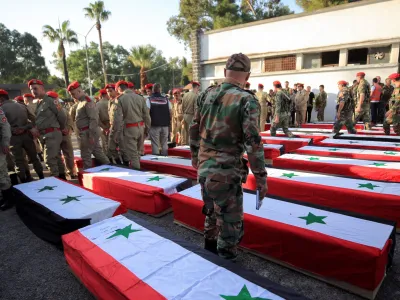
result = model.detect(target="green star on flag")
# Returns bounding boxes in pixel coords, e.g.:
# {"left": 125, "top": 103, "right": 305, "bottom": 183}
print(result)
{"left": 38, "top": 186, "right": 57, "bottom": 193}
{"left": 358, "top": 183, "right": 379, "bottom": 190}
{"left": 384, "top": 151, "right": 397, "bottom": 155}
{"left": 328, "top": 148, "right": 340, "bottom": 151}
{"left": 308, "top": 157, "right": 320, "bottom": 161}
{"left": 349, "top": 141, "right": 358, "bottom": 144}
{"left": 60, "top": 195, "right": 82, "bottom": 205}
{"left": 147, "top": 176, "right": 164, "bottom": 182}
{"left": 99, "top": 167, "right": 113, "bottom": 172}
{"left": 150, "top": 157, "right": 159, "bottom": 161}
{"left": 394, "top": 144, "right": 400, "bottom": 147}
{"left": 299, "top": 212, "right": 327, "bottom": 225}
{"left": 282, "top": 173, "right": 298, "bottom": 179}
{"left": 107, "top": 224, "right": 141, "bottom": 239}
{"left": 371, "top": 162, "right": 387, "bottom": 167}
{"left": 220, "top": 285, "right": 271, "bottom": 300}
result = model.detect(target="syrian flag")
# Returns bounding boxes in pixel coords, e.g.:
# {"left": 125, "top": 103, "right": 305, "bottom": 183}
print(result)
{"left": 301, "top": 123, "right": 365, "bottom": 130}
{"left": 284, "top": 128, "right": 346, "bottom": 134}
{"left": 168, "top": 145, "right": 192, "bottom": 158}
{"left": 295, "top": 146, "right": 400, "bottom": 162}
{"left": 273, "top": 154, "right": 400, "bottom": 182}
{"left": 358, "top": 130, "right": 396, "bottom": 136}
{"left": 337, "top": 134, "right": 400, "bottom": 143}
{"left": 245, "top": 144, "right": 283, "bottom": 160}
{"left": 144, "top": 140, "right": 152, "bottom": 154}
{"left": 243, "top": 167, "right": 400, "bottom": 228}
{"left": 79, "top": 165, "right": 191, "bottom": 216}
{"left": 260, "top": 131, "right": 330, "bottom": 143}
{"left": 316, "top": 138, "right": 400, "bottom": 151}
{"left": 72, "top": 150, "right": 96, "bottom": 171}
{"left": 14, "top": 177, "right": 125, "bottom": 245}
{"left": 171, "top": 186, "right": 394, "bottom": 295}
{"left": 140, "top": 155, "right": 197, "bottom": 179}
{"left": 63, "top": 215, "right": 306, "bottom": 300}
{"left": 264, "top": 123, "right": 271, "bottom": 131}
{"left": 261, "top": 136, "right": 311, "bottom": 153}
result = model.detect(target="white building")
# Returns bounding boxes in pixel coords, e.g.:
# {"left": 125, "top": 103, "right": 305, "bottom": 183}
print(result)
{"left": 193, "top": 0, "right": 400, "bottom": 121}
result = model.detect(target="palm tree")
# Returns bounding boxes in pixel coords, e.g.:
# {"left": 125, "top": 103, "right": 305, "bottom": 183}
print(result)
{"left": 84, "top": 1, "right": 111, "bottom": 84}
{"left": 128, "top": 45, "right": 157, "bottom": 90}
{"left": 43, "top": 21, "right": 78, "bottom": 87}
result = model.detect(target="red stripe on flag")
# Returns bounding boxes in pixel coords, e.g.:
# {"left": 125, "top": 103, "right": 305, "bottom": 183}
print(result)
{"left": 260, "top": 132, "right": 328, "bottom": 144}
{"left": 301, "top": 124, "right": 365, "bottom": 130}
{"left": 168, "top": 148, "right": 191, "bottom": 158}
{"left": 140, "top": 159, "right": 197, "bottom": 180}
{"left": 63, "top": 230, "right": 166, "bottom": 300}
{"left": 295, "top": 148, "right": 400, "bottom": 162}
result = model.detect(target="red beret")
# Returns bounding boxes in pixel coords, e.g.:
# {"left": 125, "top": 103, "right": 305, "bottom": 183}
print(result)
{"left": 127, "top": 82, "right": 134, "bottom": 88}
{"left": 27, "top": 79, "right": 44, "bottom": 87}
{"left": 145, "top": 83, "right": 154, "bottom": 90}
{"left": 356, "top": 72, "right": 365, "bottom": 77}
{"left": 388, "top": 73, "right": 400, "bottom": 80}
{"left": 297, "top": 83, "right": 304, "bottom": 87}
{"left": 273, "top": 81, "right": 281, "bottom": 86}
{"left": 115, "top": 80, "right": 128, "bottom": 90}
{"left": 105, "top": 84, "right": 116, "bottom": 89}
{"left": 0, "top": 89, "right": 8, "bottom": 96}
{"left": 245, "top": 82, "right": 251, "bottom": 87}
{"left": 46, "top": 91, "right": 59, "bottom": 98}
{"left": 258, "top": 84, "right": 264, "bottom": 89}
{"left": 338, "top": 80, "right": 348, "bottom": 86}
{"left": 14, "top": 96, "right": 24, "bottom": 102}
{"left": 67, "top": 81, "right": 80, "bottom": 92}
{"left": 172, "top": 88, "right": 182, "bottom": 95}
{"left": 23, "top": 93, "right": 34, "bottom": 98}
{"left": 191, "top": 81, "right": 200, "bottom": 87}
{"left": 99, "top": 89, "right": 107, "bottom": 95}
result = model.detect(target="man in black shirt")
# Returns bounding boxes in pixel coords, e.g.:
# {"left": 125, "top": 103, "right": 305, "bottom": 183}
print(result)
{"left": 306, "top": 86, "right": 315, "bottom": 123}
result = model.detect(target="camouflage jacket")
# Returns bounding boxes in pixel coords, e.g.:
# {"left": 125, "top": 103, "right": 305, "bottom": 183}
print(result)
{"left": 189, "top": 77, "right": 267, "bottom": 185}
{"left": 356, "top": 79, "right": 371, "bottom": 107}
{"left": 337, "top": 87, "right": 352, "bottom": 113}
{"left": 383, "top": 85, "right": 395, "bottom": 103}
{"left": 315, "top": 91, "right": 327, "bottom": 109}
{"left": 389, "top": 87, "right": 400, "bottom": 123}
{"left": 275, "top": 89, "right": 291, "bottom": 116}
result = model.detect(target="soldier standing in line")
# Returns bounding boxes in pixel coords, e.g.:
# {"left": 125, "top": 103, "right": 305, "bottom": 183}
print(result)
{"left": 270, "top": 81, "right": 293, "bottom": 137}
{"left": 295, "top": 83, "right": 308, "bottom": 127}
{"left": 46, "top": 92, "right": 77, "bottom": 179}
{"left": 255, "top": 84, "right": 268, "bottom": 132}
{"left": 23, "top": 93, "right": 42, "bottom": 161}
{"left": 14, "top": 96, "right": 24, "bottom": 104}
{"left": 171, "top": 88, "right": 184, "bottom": 145}
{"left": 354, "top": 72, "right": 372, "bottom": 129}
{"left": 315, "top": 85, "right": 327, "bottom": 121}
{"left": 333, "top": 81, "right": 357, "bottom": 137}
{"left": 284, "top": 81, "right": 290, "bottom": 93}
{"left": 106, "top": 83, "right": 126, "bottom": 165}
{"left": 267, "top": 89, "right": 276, "bottom": 122}
{"left": 69, "top": 98, "right": 80, "bottom": 142}
{"left": 0, "top": 90, "right": 44, "bottom": 182}
{"left": 29, "top": 79, "right": 67, "bottom": 179}
{"left": 130, "top": 82, "right": 147, "bottom": 156}
{"left": 96, "top": 89, "right": 110, "bottom": 158}
{"left": 67, "top": 81, "right": 109, "bottom": 169}
{"left": 190, "top": 53, "right": 267, "bottom": 260}
{"left": 381, "top": 78, "right": 394, "bottom": 118}
{"left": 115, "top": 80, "right": 150, "bottom": 169}
{"left": 383, "top": 73, "right": 400, "bottom": 135}
{"left": 181, "top": 81, "right": 200, "bottom": 145}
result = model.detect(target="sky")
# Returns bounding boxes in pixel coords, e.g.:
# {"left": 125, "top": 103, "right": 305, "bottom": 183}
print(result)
{"left": 0, "top": 0, "right": 302, "bottom": 76}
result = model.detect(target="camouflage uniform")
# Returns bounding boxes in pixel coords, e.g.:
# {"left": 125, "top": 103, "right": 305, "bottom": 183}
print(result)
{"left": 0, "top": 109, "right": 13, "bottom": 209}
{"left": 355, "top": 79, "right": 371, "bottom": 129}
{"left": 190, "top": 77, "right": 267, "bottom": 260}
{"left": 295, "top": 89, "right": 308, "bottom": 126}
{"left": 315, "top": 91, "right": 327, "bottom": 121}
{"left": 255, "top": 91, "right": 268, "bottom": 132}
{"left": 333, "top": 87, "right": 356, "bottom": 134}
{"left": 271, "top": 89, "right": 293, "bottom": 137}
{"left": 383, "top": 87, "right": 400, "bottom": 135}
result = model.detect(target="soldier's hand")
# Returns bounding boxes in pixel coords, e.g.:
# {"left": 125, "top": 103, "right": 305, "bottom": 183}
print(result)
{"left": 89, "top": 137, "right": 95, "bottom": 145}
{"left": 355, "top": 107, "right": 361, "bottom": 113}
{"left": 274, "top": 115, "right": 279, "bottom": 123}
{"left": 2, "top": 146, "right": 10, "bottom": 155}
{"left": 336, "top": 112, "right": 340, "bottom": 120}
{"left": 191, "top": 159, "right": 198, "bottom": 169}
{"left": 257, "top": 179, "right": 268, "bottom": 201}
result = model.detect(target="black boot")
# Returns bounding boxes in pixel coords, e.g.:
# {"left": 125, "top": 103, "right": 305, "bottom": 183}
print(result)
{"left": 37, "top": 171, "right": 45, "bottom": 180}
{"left": 25, "top": 170, "right": 34, "bottom": 182}
{"left": 9, "top": 173, "right": 19, "bottom": 186}
{"left": 58, "top": 174, "right": 67, "bottom": 181}
{"left": 123, "top": 160, "right": 130, "bottom": 167}
{"left": 204, "top": 239, "right": 218, "bottom": 255}
{"left": 1, "top": 188, "right": 15, "bottom": 211}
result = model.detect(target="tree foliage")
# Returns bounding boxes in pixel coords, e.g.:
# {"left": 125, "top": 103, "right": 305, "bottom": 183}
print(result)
{"left": 295, "top": 0, "right": 349, "bottom": 12}
{"left": 0, "top": 23, "right": 49, "bottom": 84}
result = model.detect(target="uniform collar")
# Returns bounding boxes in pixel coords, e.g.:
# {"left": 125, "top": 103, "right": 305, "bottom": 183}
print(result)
{"left": 223, "top": 77, "right": 245, "bottom": 89}
{"left": 123, "top": 89, "right": 133, "bottom": 95}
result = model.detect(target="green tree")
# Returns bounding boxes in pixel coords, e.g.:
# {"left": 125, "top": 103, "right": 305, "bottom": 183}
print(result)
{"left": 128, "top": 45, "right": 158, "bottom": 90}
{"left": 42, "top": 20, "right": 78, "bottom": 87}
{"left": 211, "top": 0, "right": 243, "bottom": 29}
{"left": 295, "top": 0, "right": 349, "bottom": 12}
{"left": 180, "top": 57, "right": 192, "bottom": 86}
{"left": 241, "top": 0, "right": 293, "bottom": 20}
{"left": 84, "top": 0, "right": 111, "bottom": 84}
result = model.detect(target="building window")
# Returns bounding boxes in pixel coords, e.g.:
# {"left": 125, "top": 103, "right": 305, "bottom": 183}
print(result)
{"left": 303, "top": 53, "right": 321, "bottom": 69}
{"left": 348, "top": 48, "right": 368, "bottom": 65}
{"left": 321, "top": 51, "right": 339, "bottom": 67}
{"left": 264, "top": 55, "right": 296, "bottom": 72}
{"left": 368, "top": 46, "right": 391, "bottom": 64}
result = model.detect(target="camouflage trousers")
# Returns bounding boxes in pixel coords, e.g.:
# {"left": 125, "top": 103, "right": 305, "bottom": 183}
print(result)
{"left": 200, "top": 177, "right": 244, "bottom": 261}
{"left": 355, "top": 106, "right": 371, "bottom": 130}
{"left": 333, "top": 110, "right": 357, "bottom": 134}
{"left": 383, "top": 119, "right": 400, "bottom": 135}
{"left": 317, "top": 108, "right": 325, "bottom": 122}
{"left": 270, "top": 115, "right": 292, "bottom": 137}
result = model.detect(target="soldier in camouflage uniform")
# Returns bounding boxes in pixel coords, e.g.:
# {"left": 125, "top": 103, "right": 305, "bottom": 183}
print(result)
{"left": 190, "top": 53, "right": 267, "bottom": 261}
{"left": 333, "top": 81, "right": 357, "bottom": 137}
{"left": 383, "top": 73, "right": 400, "bottom": 135}
{"left": 354, "top": 72, "right": 371, "bottom": 129}
{"left": 271, "top": 81, "right": 293, "bottom": 137}
{"left": 314, "top": 85, "right": 327, "bottom": 121}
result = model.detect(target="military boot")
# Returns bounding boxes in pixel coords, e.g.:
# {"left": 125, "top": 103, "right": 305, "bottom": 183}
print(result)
{"left": 204, "top": 239, "right": 218, "bottom": 255}
{"left": 25, "top": 169, "right": 34, "bottom": 182}
{"left": 1, "top": 188, "right": 15, "bottom": 211}
{"left": 9, "top": 173, "right": 19, "bottom": 186}
{"left": 37, "top": 171, "right": 45, "bottom": 180}
{"left": 38, "top": 153, "right": 44, "bottom": 162}
{"left": 58, "top": 174, "right": 67, "bottom": 181}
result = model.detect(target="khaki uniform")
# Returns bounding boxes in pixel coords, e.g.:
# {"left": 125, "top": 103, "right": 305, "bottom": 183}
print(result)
{"left": 75, "top": 95, "right": 109, "bottom": 169}
{"left": 295, "top": 90, "right": 308, "bottom": 126}
{"left": 59, "top": 107, "right": 77, "bottom": 177}
{"left": 117, "top": 89, "right": 151, "bottom": 169}
{"left": 171, "top": 100, "right": 183, "bottom": 144}
{"left": 255, "top": 91, "right": 268, "bottom": 131}
{"left": 35, "top": 95, "right": 66, "bottom": 176}
{"left": 0, "top": 110, "right": 12, "bottom": 191}
{"left": 108, "top": 97, "right": 126, "bottom": 163}
{"left": 26, "top": 101, "right": 41, "bottom": 153}
{"left": 181, "top": 91, "right": 197, "bottom": 145}
{"left": 96, "top": 99, "right": 110, "bottom": 156}
{"left": 138, "top": 96, "right": 148, "bottom": 155}
{"left": 69, "top": 102, "right": 79, "bottom": 142}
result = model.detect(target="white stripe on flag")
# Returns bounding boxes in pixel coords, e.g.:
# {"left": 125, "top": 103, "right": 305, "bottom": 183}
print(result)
{"left": 15, "top": 177, "right": 120, "bottom": 223}
{"left": 279, "top": 154, "right": 400, "bottom": 170}
{"left": 341, "top": 134, "right": 400, "bottom": 140}
{"left": 80, "top": 215, "right": 284, "bottom": 300}
{"left": 179, "top": 185, "right": 392, "bottom": 250}
{"left": 265, "top": 131, "right": 333, "bottom": 137}
{"left": 262, "top": 137, "right": 311, "bottom": 143}
{"left": 141, "top": 155, "right": 193, "bottom": 166}
{"left": 298, "top": 146, "right": 400, "bottom": 156}
{"left": 85, "top": 165, "right": 188, "bottom": 195}
{"left": 320, "top": 138, "right": 400, "bottom": 148}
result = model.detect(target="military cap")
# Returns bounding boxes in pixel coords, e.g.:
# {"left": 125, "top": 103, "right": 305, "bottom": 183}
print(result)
{"left": 105, "top": 84, "right": 116, "bottom": 89}
{"left": 191, "top": 81, "right": 200, "bottom": 87}
{"left": 388, "top": 73, "right": 400, "bottom": 80}
{"left": 23, "top": 93, "right": 34, "bottom": 98}
{"left": 297, "top": 83, "right": 304, "bottom": 87}
{"left": 46, "top": 91, "right": 59, "bottom": 98}
{"left": 225, "top": 53, "right": 251, "bottom": 72}
{"left": 145, "top": 83, "right": 154, "bottom": 90}
{"left": 245, "top": 82, "right": 251, "bottom": 88}
{"left": 356, "top": 72, "right": 365, "bottom": 77}
{"left": 0, "top": 89, "right": 8, "bottom": 95}
{"left": 27, "top": 79, "right": 44, "bottom": 87}
{"left": 258, "top": 83, "right": 264, "bottom": 89}
{"left": 99, "top": 89, "right": 107, "bottom": 95}
{"left": 115, "top": 80, "right": 128, "bottom": 90}
{"left": 337, "top": 80, "right": 348, "bottom": 86}
{"left": 14, "top": 96, "right": 24, "bottom": 102}
{"left": 273, "top": 81, "right": 281, "bottom": 86}
{"left": 67, "top": 81, "right": 80, "bottom": 92}
{"left": 127, "top": 82, "right": 135, "bottom": 88}
{"left": 172, "top": 88, "right": 183, "bottom": 95}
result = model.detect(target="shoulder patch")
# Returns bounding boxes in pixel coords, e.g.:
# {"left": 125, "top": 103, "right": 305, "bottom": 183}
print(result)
{"left": 53, "top": 99, "right": 59, "bottom": 105}
{"left": 0, "top": 109, "right": 3, "bottom": 114}
{"left": 2, "top": 116, "right": 7, "bottom": 123}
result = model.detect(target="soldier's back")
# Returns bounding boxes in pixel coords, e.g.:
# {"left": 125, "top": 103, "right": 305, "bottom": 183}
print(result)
{"left": 119, "top": 90, "right": 145, "bottom": 123}
{"left": 182, "top": 91, "right": 197, "bottom": 114}
{"left": 96, "top": 100, "right": 109, "bottom": 123}
{"left": 2, "top": 100, "right": 29, "bottom": 127}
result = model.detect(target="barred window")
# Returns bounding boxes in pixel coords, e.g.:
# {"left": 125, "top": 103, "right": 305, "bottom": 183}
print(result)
{"left": 263, "top": 55, "right": 296, "bottom": 72}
